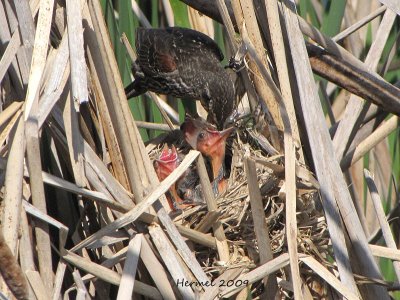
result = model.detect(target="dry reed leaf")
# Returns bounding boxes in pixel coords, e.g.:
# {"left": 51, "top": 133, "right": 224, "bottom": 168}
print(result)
{"left": 201, "top": 267, "right": 244, "bottom": 300}
{"left": 72, "top": 269, "right": 89, "bottom": 299}
{"left": 83, "top": 141, "right": 133, "bottom": 207}
{"left": 0, "top": 101, "right": 22, "bottom": 126}
{"left": 219, "top": 253, "right": 290, "bottom": 297}
{"left": 300, "top": 256, "right": 359, "bottom": 300}
{"left": 117, "top": 234, "right": 143, "bottom": 300}
{"left": 364, "top": 169, "right": 400, "bottom": 280}
{"left": 245, "top": 157, "right": 278, "bottom": 298}
{"left": 281, "top": 0, "right": 359, "bottom": 293}
{"left": 71, "top": 150, "right": 199, "bottom": 251}
{"left": 38, "top": 169, "right": 129, "bottom": 212}
{"left": 377, "top": 0, "right": 400, "bottom": 15}
{"left": 341, "top": 116, "right": 399, "bottom": 169}
{"left": 0, "top": 2, "right": 24, "bottom": 96}
{"left": 1, "top": 0, "right": 399, "bottom": 298}
{"left": 0, "top": 106, "right": 22, "bottom": 147}
{"left": 23, "top": 201, "right": 68, "bottom": 248}
{"left": 66, "top": 0, "right": 88, "bottom": 105}
{"left": 2, "top": 116, "right": 25, "bottom": 252}
{"left": 12, "top": 0, "right": 34, "bottom": 83}
{"left": 87, "top": 50, "right": 130, "bottom": 189}
{"left": 370, "top": 244, "right": 400, "bottom": 261}
{"left": 332, "top": 9, "right": 397, "bottom": 161}
{"left": 25, "top": 270, "right": 49, "bottom": 300}
{"left": 52, "top": 262, "right": 67, "bottom": 300}
{"left": 22, "top": 1, "right": 55, "bottom": 291}
{"left": 240, "top": 24, "right": 301, "bottom": 298}
{"left": 333, "top": 6, "right": 386, "bottom": 42}
{"left": 19, "top": 209, "right": 35, "bottom": 298}
{"left": 63, "top": 92, "right": 85, "bottom": 186}
{"left": 197, "top": 155, "right": 230, "bottom": 262}
{"left": 0, "top": 29, "right": 21, "bottom": 84}
{"left": 86, "top": 0, "right": 148, "bottom": 200}
{"left": 62, "top": 250, "right": 163, "bottom": 299}
{"left": 38, "top": 31, "right": 69, "bottom": 128}
{"left": 263, "top": 0, "right": 301, "bottom": 151}
{"left": 24, "top": 0, "right": 54, "bottom": 119}
{"left": 140, "top": 236, "right": 176, "bottom": 299}
{"left": 149, "top": 224, "right": 197, "bottom": 299}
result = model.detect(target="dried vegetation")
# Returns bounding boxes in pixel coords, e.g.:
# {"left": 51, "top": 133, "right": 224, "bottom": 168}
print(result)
{"left": 0, "top": 0, "right": 399, "bottom": 299}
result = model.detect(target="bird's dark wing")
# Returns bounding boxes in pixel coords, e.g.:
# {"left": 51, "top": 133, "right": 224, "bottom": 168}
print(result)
{"left": 135, "top": 27, "right": 224, "bottom": 76}
{"left": 166, "top": 27, "right": 224, "bottom": 62}
{"left": 136, "top": 28, "right": 179, "bottom": 76}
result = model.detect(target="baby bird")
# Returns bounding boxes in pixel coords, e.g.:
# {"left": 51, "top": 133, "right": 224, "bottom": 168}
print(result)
{"left": 181, "top": 115, "right": 235, "bottom": 196}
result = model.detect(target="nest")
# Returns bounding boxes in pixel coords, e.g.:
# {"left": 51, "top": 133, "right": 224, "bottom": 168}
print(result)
{"left": 148, "top": 126, "right": 331, "bottom": 298}
{"left": 1, "top": 0, "right": 399, "bottom": 299}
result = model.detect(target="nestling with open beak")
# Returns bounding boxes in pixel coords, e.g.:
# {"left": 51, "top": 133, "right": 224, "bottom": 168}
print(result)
{"left": 154, "top": 145, "right": 202, "bottom": 211}
{"left": 154, "top": 145, "right": 185, "bottom": 210}
{"left": 181, "top": 115, "right": 235, "bottom": 196}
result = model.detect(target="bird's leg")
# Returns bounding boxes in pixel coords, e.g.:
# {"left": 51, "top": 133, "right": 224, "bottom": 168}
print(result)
{"left": 226, "top": 42, "right": 248, "bottom": 72}
{"left": 222, "top": 109, "right": 242, "bottom": 128}
{"left": 168, "top": 184, "right": 193, "bottom": 210}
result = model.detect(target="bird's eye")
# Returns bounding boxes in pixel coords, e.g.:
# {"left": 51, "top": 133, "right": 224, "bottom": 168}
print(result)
{"left": 198, "top": 132, "right": 206, "bottom": 140}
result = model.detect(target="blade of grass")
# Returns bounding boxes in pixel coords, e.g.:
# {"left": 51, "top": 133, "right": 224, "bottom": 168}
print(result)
{"left": 245, "top": 157, "right": 278, "bottom": 299}
{"left": 62, "top": 250, "right": 162, "bottom": 299}
{"left": 116, "top": 234, "right": 142, "bottom": 300}
{"left": 364, "top": 169, "right": 400, "bottom": 281}
{"left": 24, "top": 0, "right": 54, "bottom": 120}
{"left": 197, "top": 155, "right": 229, "bottom": 262}
{"left": 219, "top": 253, "right": 290, "bottom": 298}
{"left": 320, "top": 0, "right": 347, "bottom": 37}
{"left": 70, "top": 150, "right": 199, "bottom": 251}
{"left": 149, "top": 224, "right": 196, "bottom": 299}
{"left": 332, "top": 9, "right": 397, "bottom": 162}
{"left": 281, "top": 0, "right": 360, "bottom": 295}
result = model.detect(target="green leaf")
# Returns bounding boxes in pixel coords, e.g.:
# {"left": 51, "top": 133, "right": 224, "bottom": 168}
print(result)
{"left": 169, "top": 0, "right": 190, "bottom": 27}
{"left": 320, "top": 0, "right": 347, "bottom": 37}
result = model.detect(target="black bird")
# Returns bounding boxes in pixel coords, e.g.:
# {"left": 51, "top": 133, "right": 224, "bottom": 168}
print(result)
{"left": 125, "top": 27, "right": 235, "bottom": 129}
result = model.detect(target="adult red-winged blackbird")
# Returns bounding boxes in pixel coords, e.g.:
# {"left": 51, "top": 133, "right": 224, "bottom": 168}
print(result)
{"left": 125, "top": 27, "right": 235, "bottom": 130}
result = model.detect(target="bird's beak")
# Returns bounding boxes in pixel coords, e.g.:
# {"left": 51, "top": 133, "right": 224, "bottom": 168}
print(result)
{"left": 207, "top": 126, "right": 235, "bottom": 145}
{"left": 154, "top": 145, "right": 179, "bottom": 180}
{"left": 157, "top": 144, "right": 178, "bottom": 163}
{"left": 202, "top": 126, "right": 234, "bottom": 156}
{"left": 219, "top": 126, "right": 235, "bottom": 140}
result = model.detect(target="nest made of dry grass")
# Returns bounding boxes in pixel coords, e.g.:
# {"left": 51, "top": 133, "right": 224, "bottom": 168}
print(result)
{"left": 147, "top": 124, "right": 330, "bottom": 297}
{"left": 1, "top": 0, "right": 399, "bottom": 299}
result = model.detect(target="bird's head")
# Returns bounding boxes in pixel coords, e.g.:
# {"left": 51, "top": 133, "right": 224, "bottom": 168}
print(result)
{"left": 201, "top": 71, "right": 235, "bottom": 130}
{"left": 181, "top": 115, "right": 234, "bottom": 160}
{"left": 154, "top": 145, "right": 179, "bottom": 181}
